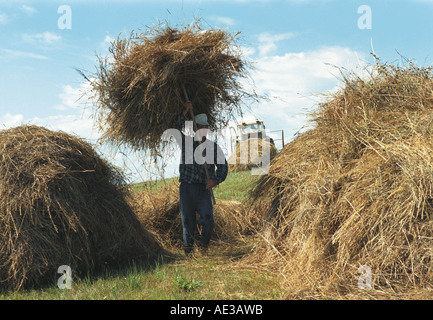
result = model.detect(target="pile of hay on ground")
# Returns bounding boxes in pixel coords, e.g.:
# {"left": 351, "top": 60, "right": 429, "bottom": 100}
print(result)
{"left": 0, "top": 125, "right": 162, "bottom": 290}
{"left": 249, "top": 59, "right": 433, "bottom": 298}
{"left": 86, "top": 23, "right": 253, "bottom": 153}
{"left": 228, "top": 138, "right": 277, "bottom": 172}
{"left": 132, "top": 184, "right": 255, "bottom": 249}
{"left": 131, "top": 184, "right": 181, "bottom": 249}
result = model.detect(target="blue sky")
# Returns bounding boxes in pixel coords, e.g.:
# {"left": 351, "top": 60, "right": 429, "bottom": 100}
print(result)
{"left": 1, "top": 0, "right": 433, "bottom": 181}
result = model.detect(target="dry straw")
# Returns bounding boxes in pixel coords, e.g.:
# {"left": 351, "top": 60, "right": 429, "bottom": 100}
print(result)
{"left": 84, "top": 23, "right": 255, "bottom": 154}
{"left": 0, "top": 125, "right": 162, "bottom": 290}
{"left": 249, "top": 58, "right": 433, "bottom": 297}
{"left": 132, "top": 184, "right": 256, "bottom": 250}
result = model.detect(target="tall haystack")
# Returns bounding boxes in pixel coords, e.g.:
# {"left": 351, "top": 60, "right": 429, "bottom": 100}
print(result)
{"left": 85, "top": 23, "right": 254, "bottom": 153}
{"left": 0, "top": 125, "right": 162, "bottom": 290}
{"left": 249, "top": 60, "right": 433, "bottom": 297}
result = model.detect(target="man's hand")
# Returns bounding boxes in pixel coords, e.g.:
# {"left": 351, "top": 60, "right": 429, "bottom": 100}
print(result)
{"left": 206, "top": 179, "right": 218, "bottom": 190}
{"left": 183, "top": 101, "right": 193, "bottom": 116}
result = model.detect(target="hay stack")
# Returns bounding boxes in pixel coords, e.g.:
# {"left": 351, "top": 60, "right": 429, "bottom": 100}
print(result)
{"left": 249, "top": 60, "right": 433, "bottom": 296}
{"left": 228, "top": 138, "right": 277, "bottom": 172}
{"left": 0, "top": 125, "right": 161, "bottom": 290}
{"left": 132, "top": 184, "right": 254, "bottom": 249}
{"left": 132, "top": 184, "right": 181, "bottom": 249}
{"left": 87, "top": 24, "right": 252, "bottom": 153}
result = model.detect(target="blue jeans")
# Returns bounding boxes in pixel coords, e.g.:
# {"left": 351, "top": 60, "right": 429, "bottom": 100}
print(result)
{"left": 179, "top": 182, "right": 214, "bottom": 250}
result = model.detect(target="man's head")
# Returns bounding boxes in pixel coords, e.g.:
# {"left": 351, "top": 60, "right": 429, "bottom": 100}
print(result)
{"left": 194, "top": 113, "right": 209, "bottom": 141}
{"left": 194, "top": 113, "right": 209, "bottom": 127}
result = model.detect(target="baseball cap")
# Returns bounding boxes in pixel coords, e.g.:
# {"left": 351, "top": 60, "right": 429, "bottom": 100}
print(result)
{"left": 194, "top": 113, "right": 209, "bottom": 126}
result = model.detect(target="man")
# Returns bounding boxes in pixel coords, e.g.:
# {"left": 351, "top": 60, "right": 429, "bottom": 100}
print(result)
{"left": 173, "top": 100, "right": 228, "bottom": 255}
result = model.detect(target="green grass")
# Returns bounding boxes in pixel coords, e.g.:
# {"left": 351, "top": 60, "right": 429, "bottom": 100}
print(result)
{"left": 129, "top": 176, "right": 178, "bottom": 193}
{"left": 0, "top": 170, "right": 284, "bottom": 300}
{"left": 213, "top": 170, "right": 260, "bottom": 202}
{"left": 130, "top": 169, "right": 260, "bottom": 202}
{"left": 0, "top": 245, "right": 283, "bottom": 300}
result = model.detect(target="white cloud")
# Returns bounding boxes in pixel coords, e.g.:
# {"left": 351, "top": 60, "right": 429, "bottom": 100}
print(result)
{"left": 48, "top": 81, "right": 97, "bottom": 138}
{"left": 0, "top": 111, "right": 96, "bottom": 141}
{"left": 21, "top": 5, "right": 37, "bottom": 15}
{"left": 103, "top": 35, "right": 115, "bottom": 45}
{"left": 209, "top": 16, "right": 236, "bottom": 26}
{"left": 0, "top": 113, "right": 24, "bottom": 129}
{"left": 253, "top": 46, "right": 364, "bottom": 94}
{"left": 244, "top": 46, "right": 368, "bottom": 142}
{"left": 22, "top": 32, "right": 62, "bottom": 45}
{"left": 100, "top": 35, "right": 116, "bottom": 52}
{"left": 1, "top": 81, "right": 97, "bottom": 139}
{"left": 56, "top": 82, "right": 92, "bottom": 110}
{"left": 257, "top": 32, "right": 296, "bottom": 56}
{"left": 220, "top": 46, "right": 366, "bottom": 154}
{"left": 30, "top": 114, "right": 95, "bottom": 139}
{"left": 98, "top": 35, "right": 116, "bottom": 61}
{"left": 0, "top": 48, "right": 48, "bottom": 60}
{"left": 0, "top": 12, "right": 9, "bottom": 24}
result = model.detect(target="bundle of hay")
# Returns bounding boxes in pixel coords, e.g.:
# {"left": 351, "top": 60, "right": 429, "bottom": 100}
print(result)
{"left": 132, "top": 184, "right": 254, "bottom": 249}
{"left": 228, "top": 138, "right": 277, "bottom": 172}
{"left": 0, "top": 125, "right": 161, "bottom": 290}
{"left": 86, "top": 23, "right": 253, "bottom": 153}
{"left": 132, "top": 184, "right": 182, "bottom": 249}
{"left": 249, "top": 59, "right": 433, "bottom": 297}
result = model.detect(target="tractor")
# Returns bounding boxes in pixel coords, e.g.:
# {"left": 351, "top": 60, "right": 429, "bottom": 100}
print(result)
{"left": 229, "top": 119, "right": 284, "bottom": 154}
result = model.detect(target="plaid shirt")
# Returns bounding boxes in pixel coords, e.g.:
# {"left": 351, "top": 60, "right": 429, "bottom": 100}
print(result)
{"left": 173, "top": 113, "right": 228, "bottom": 185}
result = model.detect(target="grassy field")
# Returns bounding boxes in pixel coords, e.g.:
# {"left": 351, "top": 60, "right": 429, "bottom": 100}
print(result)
{"left": 0, "top": 170, "right": 285, "bottom": 300}
{"left": 130, "top": 170, "right": 260, "bottom": 202}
